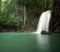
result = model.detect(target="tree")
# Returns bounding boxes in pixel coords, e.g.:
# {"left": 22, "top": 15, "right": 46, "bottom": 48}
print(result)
{"left": 0, "top": 0, "right": 53, "bottom": 32}
{"left": 16, "top": 0, "right": 37, "bottom": 27}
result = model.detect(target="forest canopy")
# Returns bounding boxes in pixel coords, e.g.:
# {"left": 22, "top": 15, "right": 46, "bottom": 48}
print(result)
{"left": 0, "top": 0, "right": 53, "bottom": 32}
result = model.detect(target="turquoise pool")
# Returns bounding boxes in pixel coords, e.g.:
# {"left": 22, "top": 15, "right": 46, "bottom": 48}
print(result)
{"left": 0, "top": 32, "right": 60, "bottom": 52}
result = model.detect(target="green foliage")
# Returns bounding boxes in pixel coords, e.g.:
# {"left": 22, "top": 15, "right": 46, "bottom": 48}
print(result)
{"left": 0, "top": 0, "right": 53, "bottom": 31}
{"left": 0, "top": 0, "right": 23, "bottom": 27}
{"left": 17, "top": 0, "right": 35, "bottom": 6}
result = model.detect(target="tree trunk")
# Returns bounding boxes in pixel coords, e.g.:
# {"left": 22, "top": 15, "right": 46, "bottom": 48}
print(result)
{"left": 24, "top": 5, "right": 26, "bottom": 27}
{"left": 15, "top": 5, "right": 18, "bottom": 16}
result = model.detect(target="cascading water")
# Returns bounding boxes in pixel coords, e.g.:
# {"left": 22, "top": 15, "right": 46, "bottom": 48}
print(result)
{"left": 35, "top": 10, "right": 51, "bottom": 34}
{"left": 32, "top": 10, "right": 51, "bottom": 51}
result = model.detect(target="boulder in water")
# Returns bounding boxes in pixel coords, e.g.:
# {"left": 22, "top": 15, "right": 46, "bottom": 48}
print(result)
{"left": 41, "top": 31, "right": 51, "bottom": 34}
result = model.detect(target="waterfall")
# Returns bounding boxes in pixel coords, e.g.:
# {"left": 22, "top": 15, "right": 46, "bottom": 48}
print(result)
{"left": 35, "top": 10, "right": 51, "bottom": 34}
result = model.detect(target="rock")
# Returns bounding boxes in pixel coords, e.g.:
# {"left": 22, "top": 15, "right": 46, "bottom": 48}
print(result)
{"left": 41, "top": 31, "right": 51, "bottom": 34}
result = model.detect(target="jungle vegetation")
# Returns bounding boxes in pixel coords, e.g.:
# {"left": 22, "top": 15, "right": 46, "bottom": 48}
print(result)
{"left": 0, "top": 0, "right": 59, "bottom": 33}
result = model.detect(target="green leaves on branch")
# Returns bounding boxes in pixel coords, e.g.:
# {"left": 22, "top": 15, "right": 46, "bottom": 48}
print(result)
{"left": 0, "top": 0, "right": 23, "bottom": 26}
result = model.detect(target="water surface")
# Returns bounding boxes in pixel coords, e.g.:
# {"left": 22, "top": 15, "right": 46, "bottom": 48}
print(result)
{"left": 0, "top": 32, "right": 60, "bottom": 52}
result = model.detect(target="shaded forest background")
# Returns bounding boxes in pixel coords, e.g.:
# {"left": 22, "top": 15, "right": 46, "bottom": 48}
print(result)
{"left": 0, "top": 0, "right": 53, "bottom": 32}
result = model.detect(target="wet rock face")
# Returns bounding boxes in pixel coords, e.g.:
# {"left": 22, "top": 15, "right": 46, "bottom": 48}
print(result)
{"left": 55, "top": 0, "right": 60, "bottom": 5}
{"left": 41, "top": 31, "right": 51, "bottom": 34}
{"left": 49, "top": 0, "right": 60, "bottom": 33}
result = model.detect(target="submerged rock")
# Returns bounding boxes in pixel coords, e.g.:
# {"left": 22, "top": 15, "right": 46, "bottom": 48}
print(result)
{"left": 41, "top": 31, "right": 51, "bottom": 34}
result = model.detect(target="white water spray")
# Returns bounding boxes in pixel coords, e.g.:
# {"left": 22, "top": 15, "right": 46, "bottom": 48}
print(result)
{"left": 32, "top": 10, "right": 51, "bottom": 51}
{"left": 35, "top": 10, "right": 51, "bottom": 34}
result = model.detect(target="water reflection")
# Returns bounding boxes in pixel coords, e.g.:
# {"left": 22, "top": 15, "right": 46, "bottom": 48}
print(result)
{"left": 37, "top": 34, "right": 50, "bottom": 52}
{"left": 0, "top": 32, "right": 60, "bottom": 52}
